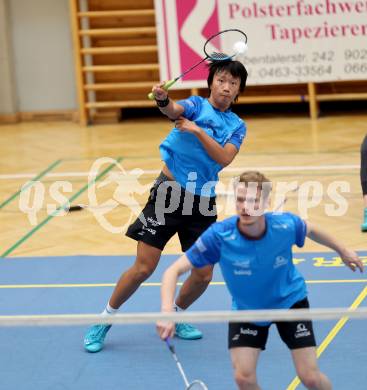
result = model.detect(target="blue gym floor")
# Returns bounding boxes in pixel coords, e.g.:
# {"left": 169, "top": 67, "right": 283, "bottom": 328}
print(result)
{"left": 0, "top": 251, "right": 366, "bottom": 390}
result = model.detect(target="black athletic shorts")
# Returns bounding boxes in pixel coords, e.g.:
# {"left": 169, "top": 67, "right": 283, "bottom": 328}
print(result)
{"left": 126, "top": 172, "right": 217, "bottom": 251}
{"left": 228, "top": 297, "right": 317, "bottom": 350}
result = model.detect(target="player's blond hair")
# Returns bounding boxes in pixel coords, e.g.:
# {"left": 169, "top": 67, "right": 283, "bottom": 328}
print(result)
{"left": 236, "top": 171, "right": 272, "bottom": 199}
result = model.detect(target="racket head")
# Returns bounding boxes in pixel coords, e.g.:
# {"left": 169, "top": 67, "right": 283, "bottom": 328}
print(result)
{"left": 187, "top": 380, "right": 209, "bottom": 389}
{"left": 204, "top": 29, "right": 248, "bottom": 61}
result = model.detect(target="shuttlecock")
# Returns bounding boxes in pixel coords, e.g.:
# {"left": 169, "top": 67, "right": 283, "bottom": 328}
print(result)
{"left": 232, "top": 41, "right": 248, "bottom": 54}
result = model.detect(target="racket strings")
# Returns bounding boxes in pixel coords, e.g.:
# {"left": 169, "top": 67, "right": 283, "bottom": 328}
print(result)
{"left": 205, "top": 29, "right": 248, "bottom": 60}
{"left": 210, "top": 52, "right": 232, "bottom": 61}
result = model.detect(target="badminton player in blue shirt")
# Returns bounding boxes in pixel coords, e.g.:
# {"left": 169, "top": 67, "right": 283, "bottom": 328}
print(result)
{"left": 157, "top": 171, "right": 363, "bottom": 390}
{"left": 83, "top": 59, "right": 248, "bottom": 352}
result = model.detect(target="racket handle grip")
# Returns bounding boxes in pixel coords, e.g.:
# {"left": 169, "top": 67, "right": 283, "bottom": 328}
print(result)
{"left": 165, "top": 337, "right": 175, "bottom": 353}
{"left": 147, "top": 79, "right": 177, "bottom": 100}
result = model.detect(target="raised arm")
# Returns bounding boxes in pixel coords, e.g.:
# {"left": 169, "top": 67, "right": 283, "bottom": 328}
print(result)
{"left": 151, "top": 83, "right": 184, "bottom": 120}
{"left": 157, "top": 255, "right": 194, "bottom": 339}
{"left": 306, "top": 222, "right": 364, "bottom": 272}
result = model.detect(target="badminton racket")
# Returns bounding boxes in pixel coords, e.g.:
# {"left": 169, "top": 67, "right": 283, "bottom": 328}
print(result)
{"left": 165, "top": 337, "right": 208, "bottom": 389}
{"left": 148, "top": 28, "right": 248, "bottom": 100}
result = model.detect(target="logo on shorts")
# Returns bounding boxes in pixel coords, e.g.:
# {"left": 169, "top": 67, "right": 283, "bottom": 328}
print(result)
{"left": 294, "top": 323, "right": 311, "bottom": 338}
{"left": 147, "top": 217, "right": 162, "bottom": 227}
{"left": 240, "top": 327, "right": 258, "bottom": 336}
{"left": 142, "top": 226, "right": 156, "bottom": 235}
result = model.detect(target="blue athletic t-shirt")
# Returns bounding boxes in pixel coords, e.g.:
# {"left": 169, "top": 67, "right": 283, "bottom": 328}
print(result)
{"left": 186, "top": 212, "right": 308, "bottom": 323}
{"left": 159, "top": 96, "right": 246, "bottom": 197}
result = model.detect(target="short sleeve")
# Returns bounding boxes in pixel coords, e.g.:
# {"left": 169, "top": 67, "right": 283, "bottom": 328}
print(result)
{"left": 226, "top": 121, "right": 246, "bottom": 150}
{"left": 289, "top": 214, "right": 307, "bottom": 248}
{"left": 186, "top": 224, "right": 221, "bottom": 268}
{"left": 176, "top": 96, "right": 202, "bottom": 121}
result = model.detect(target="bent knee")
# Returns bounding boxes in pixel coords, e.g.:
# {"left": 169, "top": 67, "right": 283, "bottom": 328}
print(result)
{"left": 133, "top": 262, "right": 156, "bottom": 281}
{"left": 298, "top": 370, "right": 322, "bottom": 389}
{"left": 234, "top": 371, "right": 257, "bottom": 389}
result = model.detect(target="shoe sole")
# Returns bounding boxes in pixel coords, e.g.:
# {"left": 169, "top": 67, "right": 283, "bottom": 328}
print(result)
{"left": 84, "top": 341, "right": 104, "bottom": 353}
{"left": 84, "top": 346, "right": 103, "bottom": 353}
{"left": 175, "top": 335, "right": 203, "bottom": 340}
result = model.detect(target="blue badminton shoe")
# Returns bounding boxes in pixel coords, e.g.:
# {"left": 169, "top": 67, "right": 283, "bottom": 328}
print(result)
{"left": 362, "top": 208, "right": 367, "bottom": 232}
{"left": 84, "top": 324, "right": 112, "bottom": 352}
{"left": 175, "top": 323, "right": 203, "bottom": 340}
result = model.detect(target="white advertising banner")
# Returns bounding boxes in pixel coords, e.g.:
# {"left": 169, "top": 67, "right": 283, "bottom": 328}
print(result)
{"left": 154, "top": 0, "right": 367, "bottom": 88}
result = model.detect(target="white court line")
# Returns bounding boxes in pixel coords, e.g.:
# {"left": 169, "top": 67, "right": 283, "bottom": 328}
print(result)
{"left": 0, "top": 164, "right": 360, "bottom": 180}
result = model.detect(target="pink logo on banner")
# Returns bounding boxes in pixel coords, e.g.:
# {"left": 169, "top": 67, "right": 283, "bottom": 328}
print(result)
{"left": 176, "top": 0, "right": 220, "bottom": 81}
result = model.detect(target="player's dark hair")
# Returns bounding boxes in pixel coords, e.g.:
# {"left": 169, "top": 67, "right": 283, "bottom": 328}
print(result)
{"left": 207, "top": 59, "right": 248, "bottom": 100}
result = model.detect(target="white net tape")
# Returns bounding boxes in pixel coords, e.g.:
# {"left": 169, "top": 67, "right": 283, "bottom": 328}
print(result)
{"left": 1, "top": 307, "right": 367, "bottom": 327}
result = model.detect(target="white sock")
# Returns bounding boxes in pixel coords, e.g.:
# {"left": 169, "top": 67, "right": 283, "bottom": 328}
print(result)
{"left": 174, "top": 304, "right": 185, "bottom": 312}
{"left": 102, "top": 302, "right": 118, "bottom": 316}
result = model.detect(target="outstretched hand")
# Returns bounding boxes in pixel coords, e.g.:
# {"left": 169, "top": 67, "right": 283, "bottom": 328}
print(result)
{"left": 340, "top": 248, "right": 364, "bottom": 273}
